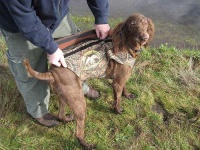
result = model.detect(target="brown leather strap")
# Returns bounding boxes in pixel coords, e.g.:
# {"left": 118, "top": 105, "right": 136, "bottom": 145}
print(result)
{"left": 55, "top": 29, "right": 97, "bottom": 50}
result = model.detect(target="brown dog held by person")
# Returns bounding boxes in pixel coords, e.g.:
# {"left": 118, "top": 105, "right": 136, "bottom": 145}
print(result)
{"left": 23, "top": 13, "right": 155, "bottom": 150}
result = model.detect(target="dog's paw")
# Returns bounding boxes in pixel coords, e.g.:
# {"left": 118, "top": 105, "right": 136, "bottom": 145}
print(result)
{"left": 124, "top": 93, "right": 136, "bottom": 100}
{"left": 114, "top": 107, "right": 124, "bottom": 114}
{"left": 78, "top": 138, "right": 96, "bottom": 150}
{"left": 84, "top": 143, "right": 96, "bottom": 150}
{"left": 58, "top": 114, "right": 74, "bottom": 123}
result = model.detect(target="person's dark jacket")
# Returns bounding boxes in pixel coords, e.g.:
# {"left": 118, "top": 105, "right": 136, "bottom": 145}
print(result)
{"left": 0, "top": 0, "right": 109, "bottom": 54}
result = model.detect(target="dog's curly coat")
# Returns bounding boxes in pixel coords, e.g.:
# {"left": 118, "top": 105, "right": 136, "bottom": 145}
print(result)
{"left": 24, "top": 13, "right": 155, "bottom": 149}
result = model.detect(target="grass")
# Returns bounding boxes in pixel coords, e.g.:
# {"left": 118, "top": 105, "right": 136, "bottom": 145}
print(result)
{"left": 155, "top": 20, "right": 200, "bottom": 50}
{"left": 0, "top": 15, "right": 200, "bottom": 150}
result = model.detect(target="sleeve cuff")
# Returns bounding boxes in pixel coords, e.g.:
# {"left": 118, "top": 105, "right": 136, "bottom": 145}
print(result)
{"left": 45, "top": 42, "right": 58, "bottom": 54}
{"left": 95, "top": 16, "right": 108, "bottom": 24}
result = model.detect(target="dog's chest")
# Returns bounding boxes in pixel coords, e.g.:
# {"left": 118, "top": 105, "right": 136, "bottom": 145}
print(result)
{"left": 63, "top": 40, "right": 111, "bottom": 80}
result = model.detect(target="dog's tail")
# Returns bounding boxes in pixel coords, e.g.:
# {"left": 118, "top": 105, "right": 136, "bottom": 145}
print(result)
{"left": 23, "top": 58, "right": 55, "bottom": 83}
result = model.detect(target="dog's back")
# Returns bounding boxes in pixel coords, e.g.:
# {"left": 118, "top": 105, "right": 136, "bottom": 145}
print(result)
{"left": 63, "top": 39, "right": 111, "bottom": 80}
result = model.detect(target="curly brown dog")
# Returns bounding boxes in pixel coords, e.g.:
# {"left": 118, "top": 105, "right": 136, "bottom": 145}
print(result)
{"left": 24, "top": 13, "right": 155, "bottom": 149}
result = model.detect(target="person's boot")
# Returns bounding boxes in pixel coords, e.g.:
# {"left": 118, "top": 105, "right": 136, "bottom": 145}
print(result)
{"left": 85, "top": 87, "right": 100, "bottom": 100}
{"left": 35, "top": 113, "right": 59, "bottom": 127}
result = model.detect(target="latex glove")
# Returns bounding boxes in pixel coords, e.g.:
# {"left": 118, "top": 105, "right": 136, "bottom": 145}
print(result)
{"left": 95, "top": 24, "right": 110, "bottom": 39}
{"left": 48, "top": 48, "right": 67, "bottom": 67}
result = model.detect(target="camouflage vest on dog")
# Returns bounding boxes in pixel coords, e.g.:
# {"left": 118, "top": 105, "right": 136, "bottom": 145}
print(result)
{"left": 63, "top": 39, "right": 136, "bottom": 81}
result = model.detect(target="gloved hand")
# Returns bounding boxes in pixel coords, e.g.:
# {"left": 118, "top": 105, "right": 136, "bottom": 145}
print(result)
{"left": 48, "top": 48, "right": 67, "bottom": 67}
{"left": 95, "top": 24, "right": 110, "bottom": 39}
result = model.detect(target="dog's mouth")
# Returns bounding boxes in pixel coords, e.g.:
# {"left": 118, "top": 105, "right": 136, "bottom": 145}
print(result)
{"left": 127, "top": 33, "right": 149, "bottom": 50}
{"left": 135, "top": 39, "right": 147, "bottom": 46}
{"left": 138, "top": 33, "right": 149, "bottom": 46}
{"left": 139, "top": 40, "right": 147, "bottom": 46}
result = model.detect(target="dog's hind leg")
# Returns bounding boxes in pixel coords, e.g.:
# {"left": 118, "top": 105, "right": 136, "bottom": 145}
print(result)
{"left": 58, "top": 79, "right": 96, "bottom": 149}
{"left": 68, "top": 90, "right": 96, "bottom": 149}
{"left": 58, "top": 95, "right": 74, "bottom": 122}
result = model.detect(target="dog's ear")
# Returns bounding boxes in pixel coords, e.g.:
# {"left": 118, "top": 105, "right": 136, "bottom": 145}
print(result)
{"left": 111, "top": 22, "right": 124, "bottom": 53}
{"left": 112, "top": 22, "right": 124, "bottom": 36}
{"left": 144, "top": 18, "right": 155, "bottom": 47}
{"left": 108, "top": 29, "right": 113, "bottom": 37}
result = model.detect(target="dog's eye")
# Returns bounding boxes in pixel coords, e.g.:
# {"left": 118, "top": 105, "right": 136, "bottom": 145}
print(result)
{"left": 130, "top": 21, "right": 136, "bottom": 26}
{"left": 130, "top": 21, "right": 136, "bottom": 28}
{"left": 142, "top": 19, "right": 148, "bottom": 24}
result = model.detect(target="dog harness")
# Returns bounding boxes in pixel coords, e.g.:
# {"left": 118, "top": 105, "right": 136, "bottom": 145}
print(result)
{"left": 63, "top": 39, "right": 136, "bottom": 81}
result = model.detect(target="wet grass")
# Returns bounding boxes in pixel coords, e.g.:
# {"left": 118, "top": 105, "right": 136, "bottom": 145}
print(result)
{"left": 71, "top": 14, "right": 123, "bottom": 31}
{"left": 154, "top": 20, "right": 200, "bottom": 50}
{"left": 0, "top": 16, "right": 200, "bottom": 150}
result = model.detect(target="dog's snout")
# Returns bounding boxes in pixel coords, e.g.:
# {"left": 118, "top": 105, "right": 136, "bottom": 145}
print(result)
{"left": 140, "top": 34, "right": 149, "bottom": 41}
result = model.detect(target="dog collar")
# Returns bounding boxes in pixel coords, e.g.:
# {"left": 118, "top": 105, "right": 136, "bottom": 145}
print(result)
{"left": 105, "top": 41, "right": 137, "bottom": 67}
{"left": 107, "top": 49, "right": 136, "bottom": 67}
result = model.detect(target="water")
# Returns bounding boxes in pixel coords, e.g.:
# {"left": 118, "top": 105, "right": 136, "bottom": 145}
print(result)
{"left": 69, "top": 0, "right": 200, "bottom": 49}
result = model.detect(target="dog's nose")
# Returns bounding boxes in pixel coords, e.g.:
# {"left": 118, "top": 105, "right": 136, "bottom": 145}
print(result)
{"left": 140, "top": 34, "right": 149, "bottom": 41}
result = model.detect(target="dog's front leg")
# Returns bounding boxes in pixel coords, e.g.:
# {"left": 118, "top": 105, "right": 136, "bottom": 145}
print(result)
{"left": 112, "top": 64, "right": 132, "bottom": 114}
{"left": 122, "top": 85, "right": 136, "bottom": 100}
{"left": 112, "top": 80, "right": 125, "bottom": 114}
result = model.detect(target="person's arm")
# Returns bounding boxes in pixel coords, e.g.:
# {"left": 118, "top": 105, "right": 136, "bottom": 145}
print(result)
{"left": 87, "top": 0, "right": 110, "bottom": 39}
{"left": 3, "top": 1, "right": 66, "bottom": 67}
